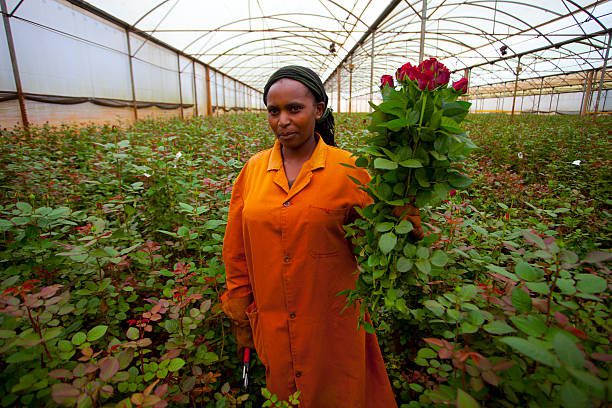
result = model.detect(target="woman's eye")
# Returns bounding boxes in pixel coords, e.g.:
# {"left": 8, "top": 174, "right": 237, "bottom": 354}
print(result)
{"left": 290, "top": 106, "right": 302, "bottom": 112}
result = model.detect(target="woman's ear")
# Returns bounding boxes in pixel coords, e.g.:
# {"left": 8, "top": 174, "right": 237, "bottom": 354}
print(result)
{"left": 315, "top": 102, "right": 325, "bottom": 120}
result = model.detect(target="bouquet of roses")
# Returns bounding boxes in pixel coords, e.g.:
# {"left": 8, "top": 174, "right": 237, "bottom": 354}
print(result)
{"left": 345, "top": 58, "right": 476, "bottom": 330}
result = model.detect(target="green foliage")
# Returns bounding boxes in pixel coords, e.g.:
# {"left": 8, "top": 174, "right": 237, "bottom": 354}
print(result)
{"left": 0, "top": 112, "right": 610, "bottom": 407}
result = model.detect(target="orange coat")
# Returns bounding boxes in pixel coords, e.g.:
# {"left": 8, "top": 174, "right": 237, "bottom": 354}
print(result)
{"left": 221, "top": 136, "right": 397, "bottom": 408}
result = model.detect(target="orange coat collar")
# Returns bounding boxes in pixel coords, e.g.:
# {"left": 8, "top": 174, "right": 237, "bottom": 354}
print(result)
{"left": 267, "top": 134, "right": 328, "bottom": 172}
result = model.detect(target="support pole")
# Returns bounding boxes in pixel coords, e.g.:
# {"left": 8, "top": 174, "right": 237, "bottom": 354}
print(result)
{"left": 1, "top": 0, "right": 28, "bottom": 128}
{"left": 214, "top": 71, "right": 219, "bottom": 115}
{"left": 234, "top": 80, "right": 237, "bottom": 111}
{"left": 419, "top": 0, "right": 428, "bottom": 63}
{"left": 205, "top": 65, "right": 212, "bottom": 116}
{"left": 176, "top": 54, "right": 184, "bottom": 119}
{"left": 555, "top": 92, "right": 561, "bottom": 113}
{"left": 594, "top": 32, "right": 611, "bottom": 114}
{"left": 348, "top": 60, "right": 353, "bottom": 113}
{"left": 337, "top": 66, "right": 341, "bottom": 113}
{"left": 511, "top": 57, "right": 520, "bottom": 116}
{"left": 548, "top": 87, "right": 554, "bottom": 114}
{"left": 192, "top": 60, "right": 198, "bottom": 117}
{"left": 536, "top": 77, "right": 544, "bottom": 114}
{"left": 370, "top": 30, "right": 375, "bottom": 111}
{"left": 125, "top": 29, "right": 138, "bottom": 122}
{"left": 581, "top": 70, "right": 594, "bottom": 116}
{"left": 221, "top": 74, "right": 226, "bottom": 112}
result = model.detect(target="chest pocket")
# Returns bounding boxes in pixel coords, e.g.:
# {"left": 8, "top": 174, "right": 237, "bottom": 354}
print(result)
{"left": 306, "top": 205, "right": 347, "bottom": 258}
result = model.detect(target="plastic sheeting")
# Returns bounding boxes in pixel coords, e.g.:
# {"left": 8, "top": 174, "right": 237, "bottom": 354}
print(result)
{"left": 10, "top": 0, "right": 132, "bottom": 99}
{"left": 0, "top": 15, "right": 15, "bottom": 92}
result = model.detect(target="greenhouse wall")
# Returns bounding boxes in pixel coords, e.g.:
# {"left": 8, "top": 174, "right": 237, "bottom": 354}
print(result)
{"left": 469, "top": 90, "right": 611, "bottom": 115}
{"left": 0, "top": 0, "right": 263, "bottom": 128}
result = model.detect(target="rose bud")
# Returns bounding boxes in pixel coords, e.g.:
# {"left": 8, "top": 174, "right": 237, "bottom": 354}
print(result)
{"left": 452, "top": 77, "right": 468, "bottom": 93}
{"left": 380, "top": 74, "right": 394, "bottom": 88}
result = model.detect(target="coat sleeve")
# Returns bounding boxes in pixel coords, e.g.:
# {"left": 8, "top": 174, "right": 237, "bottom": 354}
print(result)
{"left": 220, "top": 162, "right": 254, "bottom": 326}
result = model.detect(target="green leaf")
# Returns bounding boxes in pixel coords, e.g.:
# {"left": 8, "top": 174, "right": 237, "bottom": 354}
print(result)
{"left": 430, "top": 250, "right": 448, "bottom": 267}
{"left": 373, "top": 158, "right": 398, "bottom": 170}
{"left": 168, "top": 357, "right": 185, "bottom": 372}
{"left": 395, "top": 220, "right": 413, "bottom": 234}
{"left": 415, "top": 168, "right": 430, "bottom": 188}
{"left": 380, "top": 118, "right": 409, "bottom": 132}
{"left": 510, "top": 315, "right": 546, "bottom": 337}
{"left": 0, "top": 329, "right": 16, "bottom": 338}
{"left": 71, "top": 332, "right": 87, "bottom": 346}
{"left": 566, "top": 367, "right": 605, "bottom": 394}
{"left": 499, "top": 337, "right": 560, "bottom": 367}
{"left": 86, "top": 325, "right": 108, "bottom": 342}
{"left": 511, "top": 287, "right": 532, "bottom": 313}
{"left": 416, "top": 247, "right": 429, "bottom": 259}
{"left": 178, "top": 202, "right": 194, "bottom": 212}
{"left": 486, "top": 264, "right": 518, "bottom": 281}
{"left": 525, "top": 281, "right": 550, "bottom": 295}
{"left": 515, "top": 262, "right": 544, "bottom": 281}
{"left": 560, "top": 380, "right": 589, "bottom": 408}
{"left": 43, "top": 327, "right": 63, "bottom": 341}
{"left": 483, "top": 320, "right": 515, "bottom": 335}
{"left": 415, "top": 259, "right": 431, "bottom": 274}
{"left": 575, "top": 274, "right": 606, "bottom": 294}
{"left": 16, "top": 202, "right": 33, "bottom": 214}
{"left": 456, "top": 388, "right": 480, "bottom": 408}
{"left": 417, "top": 348, "right": 437, "bottom": 359}
{"left": 126, "top": 327, "right": 139, "bottom": 341}
{"left": 398, "top": 159, "right": 422, "bottom": 168}
{"left": 396, "top": 257, "right": 413, "bottom": 273}
{"left": 375, "top": 222, "right": 394, "bottom": 232}
{"left": 177, "top": 226, "right": 190, "bottom": 237}
{"left": 378, "top": 232, "right": 397, "bottom": 254}
{"left": 448, "top": 172, "right": 472, "bottom": 188}
{"left": 553, "top": 333, "right": 585, "bottom": 369}
{"left": 6, "top": 349, "right": 38, "bottom": 363}
{"left": 556, "top": 278, "right": 576, "bottom": 295}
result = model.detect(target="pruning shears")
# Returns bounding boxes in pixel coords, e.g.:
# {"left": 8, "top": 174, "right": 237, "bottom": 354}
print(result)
{"left": 242, "top": 347, "right": 251, "bottom": 390}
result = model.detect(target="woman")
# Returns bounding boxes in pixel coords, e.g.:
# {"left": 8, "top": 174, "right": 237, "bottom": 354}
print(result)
{"left": 220, "top": 66, "right": 422, "bottom": 407}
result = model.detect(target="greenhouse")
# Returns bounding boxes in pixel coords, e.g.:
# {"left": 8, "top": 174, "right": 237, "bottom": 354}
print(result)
{"left": 1, "top": 0, "right": 610, "bottom": 125}
{"left": 0, "top": 1, "right": 610, "bottom": 407}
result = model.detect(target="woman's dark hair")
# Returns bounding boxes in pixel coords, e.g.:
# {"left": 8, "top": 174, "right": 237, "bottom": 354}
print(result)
{"left": 263, "top": 65, "right": 336, "bottom": 146}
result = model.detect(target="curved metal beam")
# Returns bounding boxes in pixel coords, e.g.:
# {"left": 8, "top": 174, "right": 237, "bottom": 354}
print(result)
{"left": 182, "top": 13, "right": 351, "bottom": 53}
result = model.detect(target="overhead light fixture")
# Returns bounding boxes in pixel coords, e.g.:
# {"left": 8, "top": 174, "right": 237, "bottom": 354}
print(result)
{"left": 329, "top": 42, "right": 336, "bottom": 55}
{"left": 500, "top": 45, "right": 508, "bottom": 56}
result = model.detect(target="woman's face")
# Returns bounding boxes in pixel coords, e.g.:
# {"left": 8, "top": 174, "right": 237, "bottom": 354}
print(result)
{"left": 266, "top": 78, "right": 325, "bottom": 151}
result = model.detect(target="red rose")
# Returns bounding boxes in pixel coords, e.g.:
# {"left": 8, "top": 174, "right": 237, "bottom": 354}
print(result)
{"left": 435, "top": 66, "right": 450, "bottom": 87}
{"left": 416, "top": 58, "right": 450, "bottom": 90}
{"left": 417, "top": 70, "right": 435, "bottom": 91}
{"left": 380, "top": 75, "right": 394, "bottom": 88}
{"left": 452, "top": 77, "right": 468, "bottom": 93}
{"left": 396, "top": 62, "right": 418, "bottom": 82}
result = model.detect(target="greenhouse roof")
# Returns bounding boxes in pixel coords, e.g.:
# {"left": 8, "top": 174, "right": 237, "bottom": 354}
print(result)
{"left": 10, "top": 0, "right": 612, "bottom": 93}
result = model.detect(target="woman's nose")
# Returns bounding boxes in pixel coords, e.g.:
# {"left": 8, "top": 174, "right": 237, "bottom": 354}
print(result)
{"left": 278, "top": 110, "right": 290, "bottom": 127}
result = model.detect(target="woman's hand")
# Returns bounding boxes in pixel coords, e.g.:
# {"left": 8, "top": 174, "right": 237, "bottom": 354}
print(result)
{"left": 234, "top": 323, "right": 254, "bottom": 358}
{"left": 392, "top": 204, "right": 424, "bottom": 241}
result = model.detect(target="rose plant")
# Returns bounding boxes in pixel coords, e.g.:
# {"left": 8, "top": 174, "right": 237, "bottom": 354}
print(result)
{"left": 344, "top": 58, "right": 475, "bottom": 327}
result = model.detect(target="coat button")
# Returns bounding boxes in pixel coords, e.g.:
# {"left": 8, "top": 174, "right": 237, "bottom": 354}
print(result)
{"left": 289, "top": 312, "right": 296, "bottom": 319}
{"left": 283, "top": 256, "right": 291, "bottom": 263}
{"left": 283, "top": 201, "right": 291, "bottom": 207}
{"left": 295, "top": 371, "right": 302, "bottom": 377}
